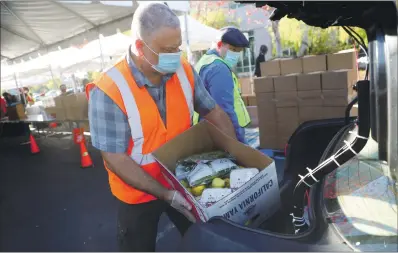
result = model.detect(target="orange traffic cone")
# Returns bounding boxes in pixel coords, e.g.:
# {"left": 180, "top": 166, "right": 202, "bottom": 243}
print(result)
{"left": 80, "top": 141, "right": 93, "bottom": 168}
{"left": 29, "top": 134, "right": 40, "bottom": 154}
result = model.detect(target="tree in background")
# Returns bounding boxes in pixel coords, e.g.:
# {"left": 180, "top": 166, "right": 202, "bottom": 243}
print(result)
{"left": 190, "top": 1, "right": 239, "bottom": 29}
{"left": 268, "top": 16, "right": 368, "bottom": 56}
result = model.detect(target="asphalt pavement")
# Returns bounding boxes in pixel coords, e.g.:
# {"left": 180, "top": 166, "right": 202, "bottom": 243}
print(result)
{"left": 0, "top": 133, "right": 285, "bottom": 251}
{"left": 0, "top": 134, "right": 180, "bottom": 251}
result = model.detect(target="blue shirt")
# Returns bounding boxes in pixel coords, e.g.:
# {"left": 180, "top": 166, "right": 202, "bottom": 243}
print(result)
{"left": 199, "top": 49, "right": 245, "bottom": 143}
{"left": 88, "top": 51, "right": 216, "bottom": 153}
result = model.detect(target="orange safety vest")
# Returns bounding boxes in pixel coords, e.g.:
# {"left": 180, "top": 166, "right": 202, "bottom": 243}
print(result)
{"left": 86, "top": 58, "right": 195, "bottom": 204}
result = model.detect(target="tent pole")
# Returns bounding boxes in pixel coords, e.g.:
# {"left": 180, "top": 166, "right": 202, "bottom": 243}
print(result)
{"left": 98, "top": 30, "right": 105, "bottom": 70}
{"left": 13, "top": 71, "right": 27, "bottom": 105}
{"left": 183, "top": 13, "right": 193, "bottom": 64}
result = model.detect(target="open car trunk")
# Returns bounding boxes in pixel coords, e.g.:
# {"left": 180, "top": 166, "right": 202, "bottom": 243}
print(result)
{"left": 179, "top": 1, "right": 397, "bottom": 251}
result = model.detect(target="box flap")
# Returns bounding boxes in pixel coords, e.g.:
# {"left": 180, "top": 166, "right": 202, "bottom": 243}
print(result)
{"left": 153, "top": 121, "right": 215, "bottom": 173}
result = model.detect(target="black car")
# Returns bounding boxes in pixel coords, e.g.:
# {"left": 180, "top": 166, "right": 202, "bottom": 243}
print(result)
{"left": 179, "top": 1, "right": 397, "bottom": 251}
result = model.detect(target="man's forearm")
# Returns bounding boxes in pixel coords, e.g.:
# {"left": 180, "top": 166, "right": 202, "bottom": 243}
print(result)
{"left": 204, "top": 105, "right": 237, "bottom": 140}
{"left": 101, "top": 151, "right": 171, "bottom": 201}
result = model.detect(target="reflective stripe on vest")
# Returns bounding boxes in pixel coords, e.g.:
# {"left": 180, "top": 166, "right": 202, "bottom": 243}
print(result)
{"left": 105, "top": 65, "right": 194, "bottom": 166}
{"left": 193, "top": 54, "right": 251, "bottom": 127}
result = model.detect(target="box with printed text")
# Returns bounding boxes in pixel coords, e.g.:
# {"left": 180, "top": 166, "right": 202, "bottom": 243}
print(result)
{"left": 153, "top": 121, "right": 280, "bottom": 227}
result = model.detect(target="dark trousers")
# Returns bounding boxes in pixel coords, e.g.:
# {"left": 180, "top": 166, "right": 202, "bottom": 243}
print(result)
{"left": 117, "top": 199, "right": 192, "bottom": 252}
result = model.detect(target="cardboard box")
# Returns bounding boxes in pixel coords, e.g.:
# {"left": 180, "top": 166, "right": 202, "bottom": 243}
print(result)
{"left": 260, "top": 60, "right": 281, "bottom": 77}
{"left": 273, "top": 75, "right": 297, "bottom": 92}
{"left": 7, "top": 104, "right": 26, "bottom": 120}
{"left": 44, "top": 106, "right": 57, "bottom": 119}
{"left": 246, "top": 106, "right": 258, "bottom": 128}
{"left": 153, "top": 121, "right": 281, "bottom": 226}
{"left": 259, "top": 121, "right": 278, "bottom": 133}
{"left": 322, "top": 89, "right": 349, "bottom": 106}
{"left": 259, "top": 134, "right": 279, "bottom": 149}
{"left": 274, "top": 91, "right": 298, "bottom": 108}
{"left": 247, "top": 95, "right": 257, "bottom": 106}
{"left": 299, "top": 106, "right": 325, "bottom": 123}
{"left": 276, "top": 107, "right": 299, "bottom": 124}
{"left": 277, "top": 121, "right": 298, "bottom": 137}
{"left": 276, "top": 135, "right": 291, "bottom": 150}
{"left": 297, "top": 72, "right": 322, "bottom": 91}
{"left": 321, "top": 70, "right": 355, "bottom": 90}
{"left": 302, "top": 55, "right": 327, "bottom": 73}
{"left": 327, "top": 51, "right": 356, "bottom": 71}
{"left": 254, "top": 77, "right": 274, "bottom": 93}
{"left": 298, "top": 90, "right": 323, "bottom": 106}
{"left": 323, "top": 106, "right": 346, "bottom": 119}
{"left": 256, "top": 93, "right": 275, "bottom": 106}
{"left": 239, "top": 77, "right": 253, "bottom": 95}
{"left": 54, "top": 96, "right": 67, "bottom": 120}
{"left": 63, "top": 93, "right": 89, "bottom": 120}
{"left": 280, "top": 58, "right": 303, "bottom": 75}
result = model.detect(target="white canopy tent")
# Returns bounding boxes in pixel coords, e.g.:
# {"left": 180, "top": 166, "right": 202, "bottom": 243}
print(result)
{"left": 75, "top": 32, "right": 131, "bottom": 69}
{"left": 178, "top": 15, "right": 221, "bottom": 52}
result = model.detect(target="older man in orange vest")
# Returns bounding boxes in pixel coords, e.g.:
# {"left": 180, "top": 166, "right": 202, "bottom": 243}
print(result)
{"left": 86, "top": 3, "right": 237, "bottom": 252}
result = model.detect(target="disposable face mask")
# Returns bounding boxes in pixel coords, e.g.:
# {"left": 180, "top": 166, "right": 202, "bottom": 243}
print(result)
{"left": 224, "top": 50, "right": 241, "bottom": 68}
{"left": 141, "top": 40, "right": 182, "bottom": 74}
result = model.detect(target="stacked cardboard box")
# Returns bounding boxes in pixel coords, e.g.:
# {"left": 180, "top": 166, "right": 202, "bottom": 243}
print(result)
{"left": 45, "top": 92, "right": 89, "bottom": 121}
{"left": 254, "top": 50, "right": 358, "bottom": 149}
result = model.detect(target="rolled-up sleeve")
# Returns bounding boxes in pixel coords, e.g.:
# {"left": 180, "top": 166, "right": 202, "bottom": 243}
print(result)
{"left": 88, "top": 87, "right": 130, "bottom": 153}
{"left": 191, "top": 66, "right": 217, "bottom": 117}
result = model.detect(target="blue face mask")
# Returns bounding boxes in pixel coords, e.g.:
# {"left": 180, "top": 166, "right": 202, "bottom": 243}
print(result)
{"left": 224, "top": 50, "right": 241, "bottom": 68}
{"left": 142, "top": 40, "right": 182, "bottom": 74}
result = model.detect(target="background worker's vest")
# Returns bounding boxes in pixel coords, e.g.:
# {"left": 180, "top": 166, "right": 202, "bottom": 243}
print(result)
{"left": 193, "top": 54, "right": 250, "bottom": 127}
{"left": 86, "top": 58, "right": 195, "bottom": 204}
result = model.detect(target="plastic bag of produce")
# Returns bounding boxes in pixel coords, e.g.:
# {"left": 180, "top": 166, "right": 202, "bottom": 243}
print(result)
{"left": 209, "top": 159, "right": 238, "bottom": 178}
{"left": 177, "top": 151, "right": 236, "bottom": 167}
{"left": 175, "top": 164, "right": 195, "bottom": 180}
{"left": 187, "top": 163, "right": 215, "bottom": 187}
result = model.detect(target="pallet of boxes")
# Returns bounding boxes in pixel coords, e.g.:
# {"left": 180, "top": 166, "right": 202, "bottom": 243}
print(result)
{"left": 239, "top": 76, "right": 259, "bottom": 127}
{"left": 254, "top": 50, "right": 358, "bottom": 150}
{"left": 43, "top": 92, "right": 90, "bottom": 131}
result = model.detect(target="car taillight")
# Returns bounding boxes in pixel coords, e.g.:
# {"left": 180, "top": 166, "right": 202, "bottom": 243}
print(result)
{"left": 284, "top": 143, "right": 288, "bottom": 156}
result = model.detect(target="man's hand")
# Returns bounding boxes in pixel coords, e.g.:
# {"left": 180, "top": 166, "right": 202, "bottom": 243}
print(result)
{"left": 204, "top": 105, "right": 237, "bottom": 140}
{"left": 164, "top": 190, "right": 196, "bottom": 223}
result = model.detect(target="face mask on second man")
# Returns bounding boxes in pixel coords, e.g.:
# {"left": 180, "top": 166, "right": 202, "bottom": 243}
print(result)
{"left": 221, "top": 44, "right": 242, "bottom": 68}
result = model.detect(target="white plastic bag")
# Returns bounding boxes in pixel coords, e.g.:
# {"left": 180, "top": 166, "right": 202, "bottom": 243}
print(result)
{"left": 209, "top": 159, "right": 238, "bottom": 177}
{"left": 187, "top": 163, "right": 214, "bottom": 187}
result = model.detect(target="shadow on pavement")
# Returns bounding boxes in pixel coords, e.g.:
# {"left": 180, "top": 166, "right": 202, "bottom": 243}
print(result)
{"left": 0, "top": 136, "right": 179, "bottom": 251}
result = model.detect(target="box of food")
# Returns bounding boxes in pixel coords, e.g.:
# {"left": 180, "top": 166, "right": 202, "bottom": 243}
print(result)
{"left": 321, "top": 70, "right": 356, "bottom": 90}
{"left": 302, "top": 55, "right": 327, "bottom": 73}
{"left": 280, "top": 58, "right": 303, "bottom": 75}
{"left": 239, "top": 77, "right": 253, "bottom": 95}
{"left": 260, "top": 60, "right": 281, "bottom": 77}
{"left": 274, "top": 91, "right": 298, "bottom": 108}
{"left": 153, "top": 121, "right": 280, "bottom": 227}
{"left": 322, "top": 89, "right": 349, "bottom": 106}
{"left": 297, "top": 90, "right": 323, "bottom": 106}
{"left": 327, "top": 50, "right": 357, "bottom": 71}
{"left": 297, "top": 72, "right": 322, "bottom": 91}
{"left": 273, "top": 75, "right": 297, "bottom": 92}
{"left": 254, "top": 77, "right": 274, "bottom": 93}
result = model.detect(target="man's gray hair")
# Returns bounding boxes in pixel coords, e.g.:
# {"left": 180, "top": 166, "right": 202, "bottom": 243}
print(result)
{"left": 131, "top": 2, "right": 180, "bottom": 41}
